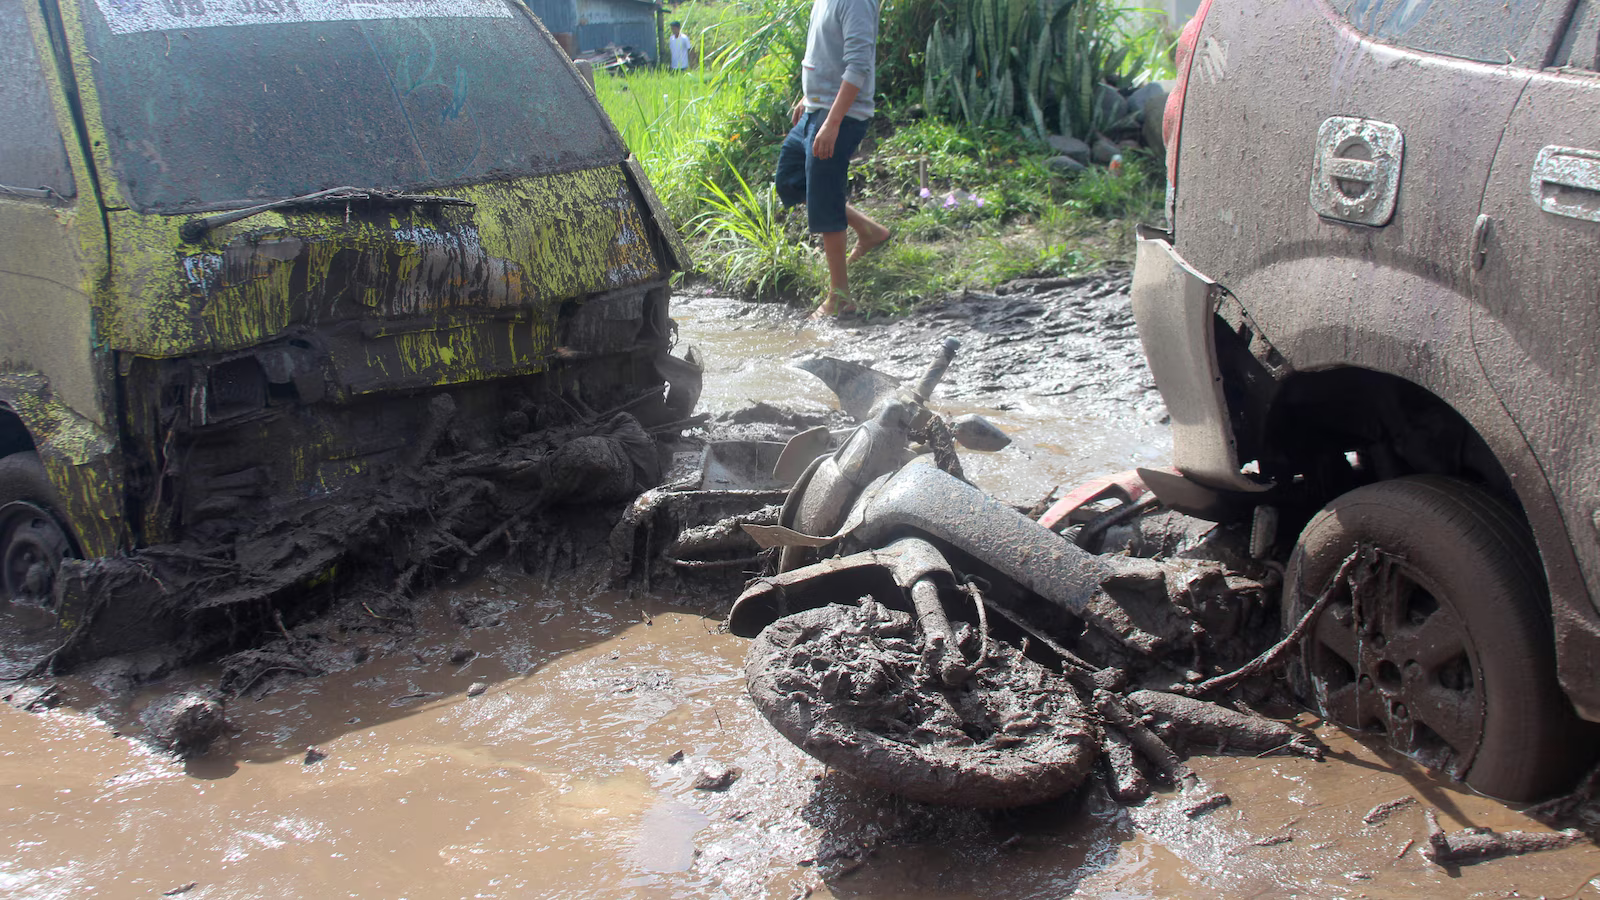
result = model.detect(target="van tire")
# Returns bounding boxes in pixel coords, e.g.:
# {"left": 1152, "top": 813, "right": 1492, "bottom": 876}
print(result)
{"left": 0, "top": 452, "right": 74, "bottom": 608}
{"left": 1283, "top": 475, "right": 1590, "bottom": 802}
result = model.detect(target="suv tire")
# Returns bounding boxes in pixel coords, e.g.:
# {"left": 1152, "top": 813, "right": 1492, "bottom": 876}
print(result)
{"left": 1283, "top": 475, "right": 1589, "bottom": 802}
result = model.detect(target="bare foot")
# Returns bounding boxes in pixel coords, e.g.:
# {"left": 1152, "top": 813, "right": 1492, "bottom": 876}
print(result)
{"left": 808, "top": 289, "right": 853, "bottom": 320}
{"left": 848, "top": 225, "right": 893, "bottom": 263}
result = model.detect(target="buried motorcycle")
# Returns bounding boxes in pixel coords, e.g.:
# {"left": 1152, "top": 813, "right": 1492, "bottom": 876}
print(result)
{"left": 716, "top": 339, "right": 1326, "bottom": 809}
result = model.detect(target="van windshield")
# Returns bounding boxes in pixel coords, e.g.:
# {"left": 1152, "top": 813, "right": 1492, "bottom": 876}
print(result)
{"left": 81, "top": 0, "right": 625, "bottom": 213}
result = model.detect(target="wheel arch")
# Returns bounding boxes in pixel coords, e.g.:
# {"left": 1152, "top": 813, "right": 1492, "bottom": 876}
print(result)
{"left": 1217, "top": 259, "right": 1600, "bottom": 719}
{"left": 0, "top": 376, "right": 127, "bottom": 559}
{"left": 0, "top": 404, "right": 37, "bottom": 459}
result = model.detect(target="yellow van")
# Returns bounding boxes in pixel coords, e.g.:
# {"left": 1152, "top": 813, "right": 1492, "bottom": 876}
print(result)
{"left": 0, "top": 0, "right": 687, "bottom": 664}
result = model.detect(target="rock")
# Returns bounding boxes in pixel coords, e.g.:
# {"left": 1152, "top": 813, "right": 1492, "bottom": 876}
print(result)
{"left": 1143, "top": 94, "right": 1168, "bottom": 158}
{"left": 692, "top": 762, "right": 743, "bottom": 791}
{"left": 1046, "top": 134, "right": 1091, "bottom": 164}
{"left": 466, "top": 681, "right": 488, "bottom": 697}
{"left": 1095, "top": 82, "right": 1132, "bottom": 128}
{"left": 666, "top": 749, "right": 685, "bottom": 765}
{"left": 304, "top": 745, "right": 327, "bottom": 765}
{"left": 140, "top": 691, "right": 230, "bottom": 758}
{"left": 949, "top": 414, "right": 1011, "bottom": 451}
{"left": 1091, "top": 136, "right": 1121, "bottom": 166}
{"left": 1047, "top": 155, "right": 1086, "bottom": 174}
{"left": 1125, "top": 83, "right": 1168, "bottom": 124}
{"left": 448, "top": 647, "right": 475, "bottom": 665}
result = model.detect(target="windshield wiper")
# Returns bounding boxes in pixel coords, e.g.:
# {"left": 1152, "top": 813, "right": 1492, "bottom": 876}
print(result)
{"left": 179, "top": 186, "right": 473, "bottom": 242}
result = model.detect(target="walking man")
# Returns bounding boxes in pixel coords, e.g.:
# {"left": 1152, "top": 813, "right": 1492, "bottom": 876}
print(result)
{"left": 667, "top": 21, "right": 692, "bottom": 72}
{"left": 774, "top": 0, "right": 892, "bottom": 318}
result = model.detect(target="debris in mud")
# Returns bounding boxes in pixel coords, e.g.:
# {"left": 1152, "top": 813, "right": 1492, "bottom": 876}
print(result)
{"left": 1099, "top": 728, "right": 1150, "bottom": 803}
{"left": 304, "top": 746, "right": 327, "bottom": 765}
{"left": 466, "top": 681, "right": 488, "bottom": 698}
{"left": 1182, "top": 791, "right": 1232, "bottom": 818}
{"left": 3, "top": 683, "right": 61, "bottom": 712}
{"left": 1125, "top": 690, "right": 1323, "bottom": 759}
{"left": 162, "top": 883, "right": 198, "bottom": 896}
{"left": 139, "top": 691, "right": 230, "bottom": 758}
{"left": 746, "top": 601, "right": 1100, "bottom": 808}
{"left": 1421, "top": 808, "right": 1584, "bottom": 866}
{"left": 1363, "top": 795, "right": 1418, "bottom": 826}
{"left": 693, "top": 762, "right": 743, "bottom": 792}
{"left": 666, "top": 749, "right": 685, "bottom": 765}
{"left": 47, "top": 411, "right": 664, "bottom": 674}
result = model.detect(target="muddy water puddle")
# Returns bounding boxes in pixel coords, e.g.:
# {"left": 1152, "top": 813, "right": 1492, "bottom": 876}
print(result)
{"left": 4, "top": 574, "right": 1599, "bottom": 898}
{"left": 671, "top": 290, "right": 1170, "bottom": 505}
{"left": 4, "top": 287, "right": 1599, "bottom": 898}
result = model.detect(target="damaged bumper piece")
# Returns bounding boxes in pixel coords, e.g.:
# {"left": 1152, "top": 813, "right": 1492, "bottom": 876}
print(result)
{"left": 1130, "top": 226, "right": 1269, "bottom": 499}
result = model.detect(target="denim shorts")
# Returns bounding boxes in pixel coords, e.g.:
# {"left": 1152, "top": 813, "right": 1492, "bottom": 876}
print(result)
{"left": 774, "top": 110, "right": 867, "bottom": 234}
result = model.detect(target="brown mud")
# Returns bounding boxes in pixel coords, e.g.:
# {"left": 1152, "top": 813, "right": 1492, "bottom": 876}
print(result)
{"left": 2, "top": 277, "right": 1598, "bottom": 897}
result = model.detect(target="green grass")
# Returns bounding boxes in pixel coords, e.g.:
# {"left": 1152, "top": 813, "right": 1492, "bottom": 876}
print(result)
{"left": 593, "top": 68, "right": 752, "bottom": 218}
{"left": 590, "top": 1, "right": 1165, "bottom": 317}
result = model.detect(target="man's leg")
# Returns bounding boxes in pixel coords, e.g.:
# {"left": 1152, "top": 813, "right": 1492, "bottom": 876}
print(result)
{"left": 845, "top": 204, "right": 891, "bottom": 262}
{"left": 817, "top": 230, "right": 850, "bottom": 317}
{"left": 805, "top": 116, "right": 869, "bottom": 317}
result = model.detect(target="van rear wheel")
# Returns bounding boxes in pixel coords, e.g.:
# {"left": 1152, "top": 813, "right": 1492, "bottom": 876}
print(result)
{"left": 1283, "top": 475, "right": 1588, "bottom": 802}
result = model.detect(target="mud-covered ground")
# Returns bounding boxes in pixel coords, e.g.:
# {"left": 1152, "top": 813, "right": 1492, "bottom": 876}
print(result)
{"left": 673, "top": 272, "right": 1171, "bottom": 507}
{"left": 3, "top": 276, "right": 1599, "bottom": 899}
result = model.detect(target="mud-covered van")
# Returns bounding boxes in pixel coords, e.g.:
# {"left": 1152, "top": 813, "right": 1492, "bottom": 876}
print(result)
{"left": 0, "top": 0, "right": 690, "bottom": 668}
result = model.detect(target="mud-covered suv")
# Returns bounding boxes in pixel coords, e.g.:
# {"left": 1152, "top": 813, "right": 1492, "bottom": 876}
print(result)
{"left": 0, "top": 0, "right": 687, "bottom": 665}
{"left": 1132, "top": 0, "right": 1600, "bottom": 801}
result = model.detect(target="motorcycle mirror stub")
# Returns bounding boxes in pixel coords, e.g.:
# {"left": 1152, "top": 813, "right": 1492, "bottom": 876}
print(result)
{"left": 949, "top": 414, "right": 1010, "bottom": 452}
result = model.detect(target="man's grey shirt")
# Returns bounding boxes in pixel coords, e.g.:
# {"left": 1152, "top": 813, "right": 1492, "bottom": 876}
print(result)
{"left": 801, "top": 0, "right": 877, "bottom": 121}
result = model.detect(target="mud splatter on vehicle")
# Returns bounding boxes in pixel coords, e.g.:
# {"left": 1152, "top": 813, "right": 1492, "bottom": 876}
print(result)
{"left": 0, "top": 0, "right": 696, "bottom": 673}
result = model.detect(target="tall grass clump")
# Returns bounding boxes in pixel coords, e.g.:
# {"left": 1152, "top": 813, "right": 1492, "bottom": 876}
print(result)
{"left": 689, "top": 159, "right": 819, "bottom": 301}
{"left": 593, "top": 69, "right": 750, "bottom": 217}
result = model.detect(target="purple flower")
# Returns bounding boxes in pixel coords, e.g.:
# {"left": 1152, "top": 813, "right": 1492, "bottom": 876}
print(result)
{"left": 943, "top": 191, "right": 959, "bottom": 208}
{"left": 971, "top": 194, "right": 985, "bottom": 208}
{"left": 919, "top": 187, "right": 932, "bottom": 199}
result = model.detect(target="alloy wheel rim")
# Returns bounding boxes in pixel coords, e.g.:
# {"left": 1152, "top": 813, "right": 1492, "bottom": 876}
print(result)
{"left": 1306, "top": 548, "right": 1485, "bottom": 778}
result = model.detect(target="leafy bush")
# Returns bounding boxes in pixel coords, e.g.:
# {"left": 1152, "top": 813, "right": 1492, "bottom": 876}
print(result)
{"left": 923, "top": 0, "right": 1157, "bottom": 141}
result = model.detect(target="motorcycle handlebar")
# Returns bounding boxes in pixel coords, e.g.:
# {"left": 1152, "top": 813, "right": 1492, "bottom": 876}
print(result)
{"left": 912, "top": 338, "right": 961, "bottom": 402}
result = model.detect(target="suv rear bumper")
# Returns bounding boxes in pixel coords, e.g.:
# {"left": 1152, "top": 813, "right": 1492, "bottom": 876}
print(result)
{"left": 1130, "top": 226, "right": 1267, "bottom": 496}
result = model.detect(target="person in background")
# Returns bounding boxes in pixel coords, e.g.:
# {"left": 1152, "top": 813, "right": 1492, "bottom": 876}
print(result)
{"left": 667, "top": 21, "right": 692, "bottom": 71}
{"left": 774, "top": 0, "right": 892, "bottom": 319}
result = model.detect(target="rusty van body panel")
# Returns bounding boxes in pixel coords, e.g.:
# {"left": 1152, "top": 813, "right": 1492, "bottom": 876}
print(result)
{"left": 0, "top": 0, "right": 688, "bottom": 662}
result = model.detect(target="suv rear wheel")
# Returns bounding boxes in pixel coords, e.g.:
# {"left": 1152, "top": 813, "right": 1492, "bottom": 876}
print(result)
{"left": 1283, "top": 476, "right": 1588, "bottom": 802}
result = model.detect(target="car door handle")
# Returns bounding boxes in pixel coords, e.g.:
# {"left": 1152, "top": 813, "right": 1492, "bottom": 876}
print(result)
{"left": 1530, "top": 145, "right": 1600, "bottom": 223}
